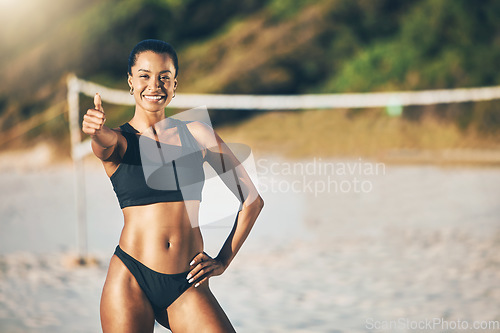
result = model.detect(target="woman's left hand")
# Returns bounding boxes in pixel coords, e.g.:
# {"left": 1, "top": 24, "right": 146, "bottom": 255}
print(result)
{"left": 187, "top": 252, "right": 226, "bottom": 288}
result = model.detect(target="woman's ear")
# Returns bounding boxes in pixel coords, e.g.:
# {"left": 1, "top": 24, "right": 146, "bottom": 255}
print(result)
{"left": 127, "top": 74, "right": 133, "bottom": 89}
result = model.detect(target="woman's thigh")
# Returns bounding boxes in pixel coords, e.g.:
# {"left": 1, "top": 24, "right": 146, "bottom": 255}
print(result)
{"left": 167, "top": 281, "right": 236, "bottom": 333}
{"left": 100, "top": 255, "right": 156, "bottom": 333}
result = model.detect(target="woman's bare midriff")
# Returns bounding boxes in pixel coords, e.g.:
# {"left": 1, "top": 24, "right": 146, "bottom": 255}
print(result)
{"left": 118, "top": 200, "right": 204, "bottom": 274}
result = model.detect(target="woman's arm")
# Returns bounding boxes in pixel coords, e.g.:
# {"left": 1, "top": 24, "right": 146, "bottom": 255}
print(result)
{"left": 186, "top": 121, "right": 264, "bottom": 287}
{"left": 214, "top": 190, "right": 264, "bottom": 268}
{"left": 82, "top": 93, "right": 120, "bottom": 161}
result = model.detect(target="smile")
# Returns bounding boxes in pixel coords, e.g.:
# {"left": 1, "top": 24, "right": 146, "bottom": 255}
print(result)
{"left": 143, "top": 95, "right": 166, "bottom": 102}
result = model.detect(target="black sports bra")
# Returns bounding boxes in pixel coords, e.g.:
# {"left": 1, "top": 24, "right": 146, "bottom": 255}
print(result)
{"left": 110, "top": 119, "right": 205, "bottom": 209}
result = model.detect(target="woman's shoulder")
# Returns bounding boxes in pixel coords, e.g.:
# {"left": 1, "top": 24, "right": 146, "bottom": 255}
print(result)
{"left": 113, "top": 122, "right": 137, "bottom": 134}
{"left": 100, "top": 124, "right": 130, "bottom": 162}
{"left": 184, "top": 121, "right": 218, "bottom": 146}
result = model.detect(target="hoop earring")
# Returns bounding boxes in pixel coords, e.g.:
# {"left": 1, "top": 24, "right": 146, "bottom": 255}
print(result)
{"left": 129, "top": 87, "right": 134, "bottom": 95}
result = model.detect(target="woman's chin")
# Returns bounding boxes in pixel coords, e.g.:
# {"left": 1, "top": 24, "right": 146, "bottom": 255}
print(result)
{"left": 139, "top": 103, "right": 167, "bottom": 113}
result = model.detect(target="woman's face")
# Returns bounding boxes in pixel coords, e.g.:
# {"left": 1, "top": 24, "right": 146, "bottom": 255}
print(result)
{"left": 128, "top": 51, "right": 177, "bottom": 114}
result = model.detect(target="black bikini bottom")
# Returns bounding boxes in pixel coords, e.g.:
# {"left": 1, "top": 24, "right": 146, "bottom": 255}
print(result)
{"left": 114, "top": 245, "right": 193, "bottom": 314}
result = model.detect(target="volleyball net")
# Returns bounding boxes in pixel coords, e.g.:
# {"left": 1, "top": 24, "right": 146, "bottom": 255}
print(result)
{"left": 66, "top": 73, "right": 500, "bottom": 259}
{"left": 68, "top": 73, "right": 500, "bottom": 159}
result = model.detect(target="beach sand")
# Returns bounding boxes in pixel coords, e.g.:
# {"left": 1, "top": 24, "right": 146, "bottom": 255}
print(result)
{"left": 1, "top": 151, "right": 500, "bottom": 332}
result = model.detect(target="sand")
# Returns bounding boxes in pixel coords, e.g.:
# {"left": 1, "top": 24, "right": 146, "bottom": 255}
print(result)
{"left": 1, "top": 151, "right": 500, "bottom": 332}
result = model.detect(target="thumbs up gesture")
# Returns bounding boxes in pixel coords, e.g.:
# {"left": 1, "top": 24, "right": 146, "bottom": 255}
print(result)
{"left": 82, "top": 93, "right": 106, "bottom": 135}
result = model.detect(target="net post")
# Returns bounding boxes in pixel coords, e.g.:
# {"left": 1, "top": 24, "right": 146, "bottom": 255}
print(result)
{"left": 67, "top": 73, "right": 88, "bottom": 264}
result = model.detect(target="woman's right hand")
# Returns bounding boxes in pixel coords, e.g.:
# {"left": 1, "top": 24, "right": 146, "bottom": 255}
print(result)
{"left": 82, "top": 93, "right": 118, "bottom": 159}
{"left": 82, "top": 93, "right": 106, "bottom": 136}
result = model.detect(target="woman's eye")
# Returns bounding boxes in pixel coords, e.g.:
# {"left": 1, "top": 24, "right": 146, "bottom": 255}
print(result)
{"left": 140, "top": 75, "right": 149, "bottom": 79}
{"left": 161, "top": 76, "right": 170, "bottom": 80}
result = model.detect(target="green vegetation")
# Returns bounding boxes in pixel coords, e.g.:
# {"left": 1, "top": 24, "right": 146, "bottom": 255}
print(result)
{"left": 0, "top": 0, "right": 499, "bottom": 157}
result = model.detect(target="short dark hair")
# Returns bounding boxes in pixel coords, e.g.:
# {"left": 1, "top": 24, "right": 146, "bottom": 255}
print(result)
{"left": 127, "top": 39, "right": 179, "bottom": 77}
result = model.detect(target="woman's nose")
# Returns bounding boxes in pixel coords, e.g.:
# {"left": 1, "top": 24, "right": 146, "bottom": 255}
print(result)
{"left": 148, "top": 77, "right": 160, "bottom": 90}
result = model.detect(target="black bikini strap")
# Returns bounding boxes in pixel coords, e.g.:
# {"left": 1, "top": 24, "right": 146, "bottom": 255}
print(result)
{"left": 177, "top": 121, "right": 203, "bottom": 153}
{"left": 121, "top": 122, "right": 140, "bottom": 134}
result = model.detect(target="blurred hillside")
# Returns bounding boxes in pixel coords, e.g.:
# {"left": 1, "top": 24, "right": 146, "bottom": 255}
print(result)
{"left": 0, "top": 0, "right": 499, "bottom": 155}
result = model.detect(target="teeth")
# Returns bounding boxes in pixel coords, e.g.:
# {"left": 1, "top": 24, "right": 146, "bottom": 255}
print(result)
{"left": 144, "top": 95, "right": 164, "bottom": 100}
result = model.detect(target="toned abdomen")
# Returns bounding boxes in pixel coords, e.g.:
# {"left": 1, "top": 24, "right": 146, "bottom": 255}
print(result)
{"left": 119, "top": 200, "right": 204, "bottom": 274}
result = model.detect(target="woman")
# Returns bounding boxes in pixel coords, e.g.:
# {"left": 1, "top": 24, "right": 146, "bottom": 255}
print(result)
{"left": 82, "top": 39, "right": 264, "bottom": 332}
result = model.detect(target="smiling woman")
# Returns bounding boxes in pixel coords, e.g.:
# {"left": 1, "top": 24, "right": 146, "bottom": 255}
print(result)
{"left": 127, "top": 40, "right": 178, "bottom": 111}
{"left": 129, "top": 51, "right": 177, "bottom": 111}
{"left": 81, "top": 39, "right": 264, "bottom": 332}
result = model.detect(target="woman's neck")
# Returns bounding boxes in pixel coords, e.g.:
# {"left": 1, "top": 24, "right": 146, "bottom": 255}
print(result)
{"left": 129, "top": 108, "right": 166, "bottom": 133}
